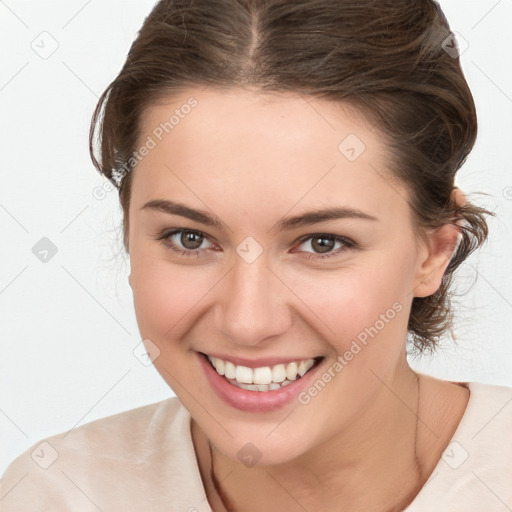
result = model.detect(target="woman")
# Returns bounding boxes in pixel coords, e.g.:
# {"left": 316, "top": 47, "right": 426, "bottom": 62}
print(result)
{"left": 1, "top": 0, "right": 511, "bottom": 510}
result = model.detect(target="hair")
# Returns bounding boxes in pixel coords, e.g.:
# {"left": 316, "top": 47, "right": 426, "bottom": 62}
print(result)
{"left": 90, "top": 0, "right": 494, "bottom": 353}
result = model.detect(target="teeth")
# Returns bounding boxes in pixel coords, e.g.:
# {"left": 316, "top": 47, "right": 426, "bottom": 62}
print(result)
{"left": 228, "top": 379, "right": 295, "bottom": 392}
{"left": 298, "top": 359, "right": 314, "bottom": 376}
{"left": 224, "top": 360, "right": 236, "bottom": 379}
{"left": 212, "top": 357, "right": 225, "bottom": 376}
{"left": 235, "top": 365, "right": 253, "bottom": 384}
{"left": 272, "top": 364, "right": 286, "bottom": 383}
{"left": 253, "top": 366, "right": 272, "bottom": 385}
{"left": 207, "top": 354, "right": 318, "bottom": 391}
{"left": 286, "top": 362, "right": 298, "bottom": 381}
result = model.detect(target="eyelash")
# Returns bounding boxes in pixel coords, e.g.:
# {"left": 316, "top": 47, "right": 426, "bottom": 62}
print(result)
{"left": 156, "top": 229, "right": 357, "bottom": 260}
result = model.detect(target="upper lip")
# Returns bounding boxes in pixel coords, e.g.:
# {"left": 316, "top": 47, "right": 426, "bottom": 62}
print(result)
{"left": 201, "top": 352, "right": 322, "bottom": 368}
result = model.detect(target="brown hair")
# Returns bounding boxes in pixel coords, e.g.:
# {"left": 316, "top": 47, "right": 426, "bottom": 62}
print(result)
{"left": 90, "top": 0, "right": 493, "bottom": 353}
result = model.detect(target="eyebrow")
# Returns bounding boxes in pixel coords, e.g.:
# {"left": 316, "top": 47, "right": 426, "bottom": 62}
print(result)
{"left": 141, "top": 199, "right": 378, "bottom": 231}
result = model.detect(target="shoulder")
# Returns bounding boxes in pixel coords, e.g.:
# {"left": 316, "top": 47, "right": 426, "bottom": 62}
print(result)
{"left": 454, "top": 381, "right": 512, "bottom": 448}
{"left": 456, "top": 381, "right": 512, "bottom": 457}
{"left": 407, "top": 381, "right": 512, "bottom": 512}
{"left": 0, "top": 397, "right": 210, "bottom": 511}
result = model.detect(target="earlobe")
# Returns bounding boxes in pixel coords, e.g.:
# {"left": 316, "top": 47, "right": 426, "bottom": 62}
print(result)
{"left": 413, "top": 223, "right": 460, "bottom": 298}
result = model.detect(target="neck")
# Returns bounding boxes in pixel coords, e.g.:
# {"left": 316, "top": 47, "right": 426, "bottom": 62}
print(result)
{"left": 200, "top": 361, "right": 426, "bottom": 512}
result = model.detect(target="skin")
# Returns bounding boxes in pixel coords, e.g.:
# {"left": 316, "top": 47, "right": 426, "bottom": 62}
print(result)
{"left": 127, "top": 86, "right": 470, "bottom": 511}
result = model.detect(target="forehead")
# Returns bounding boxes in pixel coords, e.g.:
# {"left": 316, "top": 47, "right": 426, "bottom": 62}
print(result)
{"left": 132, "top": 87, "right": 410, "bottom": 226}
{"left": 139, "top": 86, "right": 377, "bottom": 155}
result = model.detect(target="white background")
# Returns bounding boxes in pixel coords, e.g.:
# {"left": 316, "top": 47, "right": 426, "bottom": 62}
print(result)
{"left": 1, "top": 0, "right": 511, "bottom": 475}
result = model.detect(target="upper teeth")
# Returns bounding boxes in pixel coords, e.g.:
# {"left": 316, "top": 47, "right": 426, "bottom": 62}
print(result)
{"left": 207, "top": 355, "right": 316, "bottom": 385}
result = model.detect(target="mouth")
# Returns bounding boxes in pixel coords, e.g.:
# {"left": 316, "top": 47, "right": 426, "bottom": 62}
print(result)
{"left": 199, "top": 350, "right": 325, "bottom": 412}
{"left": 205, "top": 353, "right": 323, "bottom": 392}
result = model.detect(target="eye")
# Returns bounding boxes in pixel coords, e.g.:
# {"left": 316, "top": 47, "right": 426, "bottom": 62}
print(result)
{"left": 156, "top": 229, "right": 355, "bottom": 260}
{"left": 157, "top": 229, "right": 216, "bottom": 256}
{"left": 292, "top": 233, "right": 355, "bottom": 259}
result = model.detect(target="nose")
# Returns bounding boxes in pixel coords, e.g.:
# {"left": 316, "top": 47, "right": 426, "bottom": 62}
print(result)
{"left": 214, "top": 256, "right": 292, "bottom": 347}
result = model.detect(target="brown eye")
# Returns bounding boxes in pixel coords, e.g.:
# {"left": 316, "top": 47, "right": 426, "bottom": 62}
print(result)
{"left": 158, "top": 228, "right": 214, "bottom": 255}
{"left": 180, "top": 230, "right": 204, "bottom": 249}
{"left": 310, "top": 235, "right": 336, "bottom": 253}
{"left": 293, "top": 233, "right": 354, "bottom": 260}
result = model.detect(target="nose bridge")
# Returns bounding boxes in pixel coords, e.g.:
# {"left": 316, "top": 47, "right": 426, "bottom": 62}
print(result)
{"left": 215, "top": 255, "right": 291, "bottom": 345}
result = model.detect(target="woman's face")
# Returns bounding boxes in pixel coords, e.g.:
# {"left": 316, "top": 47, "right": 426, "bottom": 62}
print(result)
{"left": 127, "top": 87, "right": 450, "bottom": 465}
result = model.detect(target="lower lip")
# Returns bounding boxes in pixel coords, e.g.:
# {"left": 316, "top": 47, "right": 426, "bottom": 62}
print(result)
{"left": 198, "top": 352, "right": 323, "bottom": 413}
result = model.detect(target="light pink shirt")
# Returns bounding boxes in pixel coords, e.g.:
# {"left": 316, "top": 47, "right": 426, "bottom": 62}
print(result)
{"left": 1, "top": 382, "right": 511, "bottom": 511}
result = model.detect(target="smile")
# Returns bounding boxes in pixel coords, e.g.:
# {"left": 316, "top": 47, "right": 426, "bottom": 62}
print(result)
{"left": 199, "top": 352, "right": 325, "bottom": 412}
{"left": 207, "top": 354, "right": 319, "bottom": 392}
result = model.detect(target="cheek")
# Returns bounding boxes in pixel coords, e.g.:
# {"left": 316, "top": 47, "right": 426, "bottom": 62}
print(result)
{"left": 129, "top": 251, "right": 213, "bottom": 341}
{"left": 288, "top": 251, "right": 414, "bottom": 357}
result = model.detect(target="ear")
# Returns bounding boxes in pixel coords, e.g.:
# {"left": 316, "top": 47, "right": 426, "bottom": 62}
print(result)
{"left": 413, "top": 223, "right": 461, "bottom": 298}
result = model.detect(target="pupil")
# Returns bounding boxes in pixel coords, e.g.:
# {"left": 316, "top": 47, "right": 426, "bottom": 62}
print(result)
{"left": 312, "top": 236, "right": 334, "bottom": 253}
{"left": 181, "top": 231, "right": 203, "bottom": 250}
